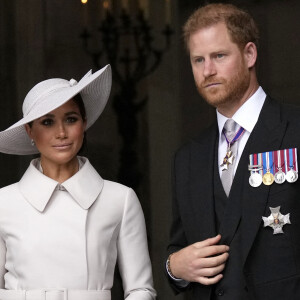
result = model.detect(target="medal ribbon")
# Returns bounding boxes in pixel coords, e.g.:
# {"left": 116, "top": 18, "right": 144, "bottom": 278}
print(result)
{"left": 262, "top": 151, "right": 274, "bottom": 175}
{"left": 294, "top": 148, "right": 298, "bottom": 172}
{"left": 249, "top": 153, "right": 263, "bottom": 175}
{"left": 286, "top": 148, "right": 294, "bottom": 171}
{"left": 284, "top": 149, "right": 288, "bottom": 173}
{"left": 258, "top": 153, "right": 263, "bottom": 176}
{"left": 274, "top": 150, "right": 283, "bottom": 172}
{"left": 274, "top": 150, "right": 286, "bottom": 173}
{"left": 289, "top": 148, "right": 294, "bottom": 170}
{"left": 286, "top": 148, "right": 298, "bottom": 172}
{"left": 251, "top": 148, "right": 297, "bottom": 180}
{"left": 223, "top": 126, "right": 245, "bottom": 149}
{"left": 249, "top": 154, "right": 253, "bottom": 169}
{"left": 269, "top": 151, "right": 274, "bottom": 174}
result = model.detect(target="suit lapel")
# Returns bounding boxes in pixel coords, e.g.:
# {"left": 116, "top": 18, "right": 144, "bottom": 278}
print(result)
{"left": 189, "top": 123, "right": 218, "bottom": 241}
{"left": 241, "top": 97, "right": 288, "bottom": 265}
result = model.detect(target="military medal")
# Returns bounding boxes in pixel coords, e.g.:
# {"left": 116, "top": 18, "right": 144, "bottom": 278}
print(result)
{"left": 220, "top": 125, "right": 245, "bottom": 171}
{"left": 262, "top": 151, "right": 275, "bottom": 185}
{"left": 248, "top": 153, "right": 263, "bottom": 187}
{"left": 263, "top": 172, "right": 274, "bottom": 185}
{"left": 249, "top": 171, "right": 263, "bottom": 187}
{"left": 262, "top": 206, "right": 291, "bottom": 234}
{"left": 274, "top": 150, "right": 286, "bottom": 184}
{"left": 274, "top": 170, "right": 286, "bottom": 184}
{"left": 286, "top": 169, "right": 298, "bottom": 183}
{"left": 285, "top": 148, "right": 298, "bottom": 183}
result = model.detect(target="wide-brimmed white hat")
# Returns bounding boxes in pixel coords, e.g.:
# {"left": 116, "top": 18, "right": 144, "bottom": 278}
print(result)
{"left": 0, "top": 64, "right": 111, "bottom": 155}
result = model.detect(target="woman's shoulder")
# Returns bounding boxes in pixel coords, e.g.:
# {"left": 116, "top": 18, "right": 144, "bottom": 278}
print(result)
{"left": 0, "top": 182, "right": 21, "bottom": 207}
{"left": 0, "top": 182, "right": 19, "bottom": 195}
{"left": 101, "top": 179, "right": 138, "bottom": 199}
{"left": 102, "top": 179, "right": 133, "bottom": 192}
{"left": 97, "top": 180, "right": 144, "bottom": 224}
{"left": 98, "top": 179, "right": 140, "bottom": 209}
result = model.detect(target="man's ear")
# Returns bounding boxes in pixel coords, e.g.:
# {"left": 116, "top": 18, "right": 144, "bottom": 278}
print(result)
{"left": 243, "top": 42, "right": 257, "bottom": 68}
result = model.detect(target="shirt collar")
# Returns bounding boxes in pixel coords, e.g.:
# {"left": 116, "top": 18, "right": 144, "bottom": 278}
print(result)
{"left": 19, "top": 157, "right": 104, "bottom": 212}
{"left": 217, "top": 86, "right": 266, "bottom": 137}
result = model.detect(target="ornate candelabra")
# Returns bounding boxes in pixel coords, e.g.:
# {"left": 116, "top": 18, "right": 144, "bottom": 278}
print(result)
{"left": 80, "top": 2, "right": 173, "bottom": 191}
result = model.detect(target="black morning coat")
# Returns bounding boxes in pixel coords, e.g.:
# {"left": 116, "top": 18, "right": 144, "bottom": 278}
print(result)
{"left": 167, "top": 96, "right": 300, "bottom": 300}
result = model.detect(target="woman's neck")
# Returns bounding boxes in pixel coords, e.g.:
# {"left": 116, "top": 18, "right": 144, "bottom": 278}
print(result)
{"left": 40, "top": 156, "right": 79, "bottom": 183}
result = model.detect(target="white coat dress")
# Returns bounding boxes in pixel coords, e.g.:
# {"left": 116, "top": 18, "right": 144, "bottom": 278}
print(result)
{"left": 0, "top": 157, "right": 156, "bottom": 300}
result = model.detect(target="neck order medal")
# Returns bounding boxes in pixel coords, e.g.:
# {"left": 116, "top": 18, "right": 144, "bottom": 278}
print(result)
{"left": 221, "top": 125, "right": 245, "bottom": 172}
{"left": 221, "top": 149, "right": 234, "bottom": 171}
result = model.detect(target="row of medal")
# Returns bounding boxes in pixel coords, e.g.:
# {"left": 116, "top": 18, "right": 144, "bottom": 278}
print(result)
{"left": 248, "top": 148, "right": 298, "bottom": 187}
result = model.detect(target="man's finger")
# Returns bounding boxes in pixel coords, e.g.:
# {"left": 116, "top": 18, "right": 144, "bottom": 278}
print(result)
{"left": 197, "top": 252, "right": 229, "bottom": 268}
{"left": 197, "top": 245, "right": 229, "bottom": 259}
{"left": 197, "top": 274, "right": 224, "bottom": 286}
{"left": 194, "top": 234, "right": 222, "bottom": 248}
{"left": 197, "top": 263, "right": 226, "bottom": 277}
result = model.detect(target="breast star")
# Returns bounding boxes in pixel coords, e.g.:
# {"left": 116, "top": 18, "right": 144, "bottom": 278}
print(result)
{"left": 262, "top": 206, "right": 291, "bottom": 234}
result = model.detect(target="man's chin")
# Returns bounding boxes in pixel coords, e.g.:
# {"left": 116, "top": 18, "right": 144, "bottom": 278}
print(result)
{"left": 199, "top": 90, "right": 227, "bottom": 107}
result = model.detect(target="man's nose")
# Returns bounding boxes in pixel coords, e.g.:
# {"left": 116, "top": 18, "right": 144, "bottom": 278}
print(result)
{"left": 203, "top": 59, "right": 217, "bottom": 78}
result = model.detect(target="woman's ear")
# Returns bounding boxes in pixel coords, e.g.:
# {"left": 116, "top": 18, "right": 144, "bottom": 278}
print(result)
{"left": 243, "top": 42, "right": 257, "bottom": 68}
{"left": 24, "top": 124, "right": 33, "bottom": 139}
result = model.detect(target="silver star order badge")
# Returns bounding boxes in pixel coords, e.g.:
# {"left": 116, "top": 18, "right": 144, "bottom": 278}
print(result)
{"left": 220, "top": 150, "right": 234, "bottom": 171}
{"left": 262, "top": 206, "right": 291, "bottom": 234}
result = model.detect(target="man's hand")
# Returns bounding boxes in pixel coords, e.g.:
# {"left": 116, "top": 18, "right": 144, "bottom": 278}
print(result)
{"left": 170, "top": 235, "right": 229, "bottom": 285}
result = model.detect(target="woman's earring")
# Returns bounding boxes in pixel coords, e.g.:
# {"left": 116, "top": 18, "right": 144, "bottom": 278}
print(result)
{"left": 31, "top": 139, "right": 35, "bottom": 146}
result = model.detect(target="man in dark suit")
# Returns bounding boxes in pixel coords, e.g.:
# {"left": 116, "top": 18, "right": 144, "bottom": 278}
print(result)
{"left": 166, "top": 3, "right": 300, "bottom": 299}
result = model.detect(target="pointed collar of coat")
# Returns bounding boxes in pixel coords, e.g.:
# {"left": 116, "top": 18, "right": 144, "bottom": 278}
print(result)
{"left": 18, "top": 157, "right": 104, "bottom": 212}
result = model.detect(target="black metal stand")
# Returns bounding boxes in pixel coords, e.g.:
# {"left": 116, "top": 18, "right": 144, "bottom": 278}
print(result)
{"left": 81, "top": 9, "right": 173, "bottom": 190}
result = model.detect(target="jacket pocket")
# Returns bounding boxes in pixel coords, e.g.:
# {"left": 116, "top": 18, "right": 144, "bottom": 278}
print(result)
{"left": 248, "top": 273, "right": 300, "bottom": 300}
{"left": 244, "top": 212, "right": 297, "bottom": 286}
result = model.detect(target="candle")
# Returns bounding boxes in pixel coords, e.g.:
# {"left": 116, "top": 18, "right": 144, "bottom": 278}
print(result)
{"left": 165, "top": 0, "right": 171, "bottom": 24}
{"left": 81, "top": 0, "right": 88, "bottom": 28}
{"left": 139, "top": 0, "right": 148, "bottom": 19}
{"left": 103, "top": 0, "right": 110, "bottom": 13}
{"left": 122, "top": 0, "right": 129, "bottom": 11}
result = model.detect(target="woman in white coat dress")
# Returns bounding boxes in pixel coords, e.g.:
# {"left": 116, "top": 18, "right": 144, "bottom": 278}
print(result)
{"left": 0, "top": 65, "right": 156, "bottom": 300}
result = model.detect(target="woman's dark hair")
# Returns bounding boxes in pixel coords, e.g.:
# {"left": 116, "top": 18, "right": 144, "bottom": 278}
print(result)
{"left": 73, "top": 93, "right": 88, "bottom": 155}
{"left": 73, "top": 93, "right": 87, "bottom": 122}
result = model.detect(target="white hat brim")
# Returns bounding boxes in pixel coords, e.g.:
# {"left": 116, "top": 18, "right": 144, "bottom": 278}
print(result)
{"left": 0, "top": 64, "right": 112, "bottom": 155}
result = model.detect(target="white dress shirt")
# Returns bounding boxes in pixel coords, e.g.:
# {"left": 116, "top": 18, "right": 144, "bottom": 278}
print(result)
{"left": 217, "top": 87, "right": 266, "bottom": 177}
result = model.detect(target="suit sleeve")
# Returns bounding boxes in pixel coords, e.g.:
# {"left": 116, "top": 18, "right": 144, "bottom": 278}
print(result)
{"left": 166, "top": 150, "right": 191, "bottom": 293}
{"left": 117, "top": 188, "right": 156, "bottom": 300}
{"left": 0, "top": 234, "right": 6, "bottom": 288}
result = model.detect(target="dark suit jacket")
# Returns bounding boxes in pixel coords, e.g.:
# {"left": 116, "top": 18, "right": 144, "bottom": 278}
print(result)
{"left": 167, "top": 97, "right": 300, "bottom": 299}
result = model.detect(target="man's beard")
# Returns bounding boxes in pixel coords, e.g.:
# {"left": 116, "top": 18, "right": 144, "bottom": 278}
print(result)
{"left": 196, "top": 65, "right": 250, "bottom": 109}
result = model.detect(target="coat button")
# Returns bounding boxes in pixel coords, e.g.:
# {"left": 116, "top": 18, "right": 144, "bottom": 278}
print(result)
{"left": 216, "top": 289, "right": 224, "bottom": 296}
